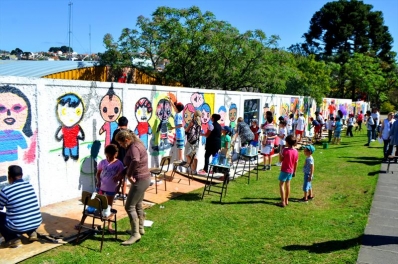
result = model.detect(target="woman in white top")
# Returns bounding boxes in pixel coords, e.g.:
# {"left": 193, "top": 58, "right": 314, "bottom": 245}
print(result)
{"left": 380, "top": 112, "right": 394, "bottom": 161}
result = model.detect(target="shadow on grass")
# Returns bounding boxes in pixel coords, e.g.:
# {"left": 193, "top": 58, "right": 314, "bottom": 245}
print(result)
{"left": 283, "top": 234, "right": 398, "bottom": 253}
{"left": 283, "top": 235, "right": 362, "bottom": 253}
{"left": 342, "top": 156, "right": 381, "bottom": 160}
{"left": 211, "top": 197, "right": 280, "bottom": 206}
{"left": 171, "top": 192, "right": 203, "bottom": 201}
{"left": 347, "top": 160, "right": 381, "bottom": 166}
{"left": 368, "top": 170, "right": 381, "bottom": 176}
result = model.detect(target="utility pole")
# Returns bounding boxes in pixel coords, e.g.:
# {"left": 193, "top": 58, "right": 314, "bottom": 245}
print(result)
{"left": 89, "top": 24, "right": 91, "bottom": 60}
{"left": 68, "top": 2, "right": 73, "bottom": 56}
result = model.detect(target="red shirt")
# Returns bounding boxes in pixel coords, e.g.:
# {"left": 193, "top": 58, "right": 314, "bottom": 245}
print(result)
{"left": 250, "top": 125, "right": 260, "bottom": 141}
{"left": 357, "top": 114, "right": 363, "bottom": 121}
{"left": 62, "top": 125, "right": 80, "bottom": 148}
{"left": 281, "top": 147, "right": 298, "bottom": 174}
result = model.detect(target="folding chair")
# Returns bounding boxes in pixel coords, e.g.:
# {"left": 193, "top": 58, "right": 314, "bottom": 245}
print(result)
{"left": 170, "top": 151, "right": 196, "bottom": 185}
{"left": 149, "top": 156, "right": 171, "bottom": 193}
{"left": 76, "top": 191, "right": 117, "bottom": 252}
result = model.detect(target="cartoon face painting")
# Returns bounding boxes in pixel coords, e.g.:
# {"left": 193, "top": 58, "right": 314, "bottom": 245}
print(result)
{"left": 55, "top": 93, "right": 85, "bottom": 161}
{"left": 134, "top": 97, "right": 153, "bottom": 149}
{"left": 99, "top": 86, "right": 122, "bottom": 146}
{"left": 154, "top": 99, "right": 172, "bottom": 151}
{"left": 190, "top": 92, "right": 204, "bottom": 109}
{"left": 183, "top": 103, "right": 195, "bottom": 127}
{"left": 201, "top": 103, "right": 211, "bottom": 125}
{"left": 156, "top": 99, "right": 172, "bottom": 121}
{"left": 218, "top": 106, "right": 227, "bottom": 127}
{"left": 229, "top": 106, "right": 237, "bottom": 123}
{"left": 0, "top": 86, "right": 33, "bottom": 163}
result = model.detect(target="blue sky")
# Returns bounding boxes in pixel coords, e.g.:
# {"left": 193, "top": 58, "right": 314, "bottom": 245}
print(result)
{"left": 0, "top": 0, "right": 397, "bottom": 54}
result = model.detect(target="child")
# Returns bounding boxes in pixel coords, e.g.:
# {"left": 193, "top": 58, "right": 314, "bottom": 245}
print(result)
{"left": 326, "top": 117, "right": 335, "bottom": 143}
{"left": 249, "top": 119, "right": 260, "bottom": 151}
{"left": 275, "top": 120, "right": 287, "bottom": 166}
{"left": 220, "top": 126, "right": 232, "bottom": 164}
{"left": 171, "top": 101, "right": 185, "bottom": 162}
{"left": 96, "top": 144, "right": 125, "bottom": 233}
{"left": 261, "top": 116, "right": 277, "bottom": 171}
{"left": 332, "top": 117, "right": 343, "bottom": 144}
{"left": 309, "top": 117, "right": 321, "bottom": 141}
{"left": 277, "top": 135, "right": 298, "bottom": 207}
{"left": 300, "top": 145, "right": 315, "bottom": 202}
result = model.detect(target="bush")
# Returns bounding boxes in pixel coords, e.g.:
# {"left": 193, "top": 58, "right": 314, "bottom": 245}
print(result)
{"left": 380, "top": 101, "right": 395, "bottom": 114}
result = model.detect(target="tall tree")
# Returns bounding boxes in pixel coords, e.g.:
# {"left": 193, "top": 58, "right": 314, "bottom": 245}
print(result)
{"left": 303, "top": 0, "right": 394, "bottom": 64}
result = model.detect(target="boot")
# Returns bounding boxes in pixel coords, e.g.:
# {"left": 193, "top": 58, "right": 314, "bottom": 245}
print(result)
{"left": 121, "top": 218, "right": 141, "bottom": 245}
{"left": 139, "top": 212, "right": 146, "bottom": 235}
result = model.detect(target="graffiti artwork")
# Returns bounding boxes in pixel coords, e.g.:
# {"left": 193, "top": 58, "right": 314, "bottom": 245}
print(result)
{"left": 183, "top": 103, "right": 195, "bottom": 128}
{"left": 218, "top": 106, "right": 227, "bottom": 127}
{"left": 55, "top": 93, "right": 85, "bottom": 161}
{"left": 99, "top": 86, "right": 121, "bottom": 146}
{"left": 153, "top": 98, "right": 173, "bottom": 151}
{"left": 0, "top": 85, "right": 34, "bottom": 162}
{"left": 134, "top": 97, "right": 153, "bottom": 149}
{"left": 229, "top": 103, "right": 237, "bottom": 132}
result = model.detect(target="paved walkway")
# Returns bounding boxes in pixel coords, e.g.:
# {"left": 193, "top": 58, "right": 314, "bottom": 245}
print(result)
{"left": 357, "top": 159, "right": 398, "bottom": 264}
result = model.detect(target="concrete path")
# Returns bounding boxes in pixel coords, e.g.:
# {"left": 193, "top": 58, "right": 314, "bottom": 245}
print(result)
{"left": 357, "top": 159, "right": 398, "bottom": 264}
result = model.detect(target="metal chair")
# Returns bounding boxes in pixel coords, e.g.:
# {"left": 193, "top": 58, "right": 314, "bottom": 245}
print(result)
{"left": 149, "top": 156, "right": 171, "bottom": 193}
{"left": 76, "top": 191, "right": 117, "bottom": 252}
{"left": 170, "top": 151, "right": 196, "bottom": 185}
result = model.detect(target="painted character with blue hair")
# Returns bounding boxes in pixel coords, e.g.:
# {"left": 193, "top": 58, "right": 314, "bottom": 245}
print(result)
{"left": 200, "top": 103, "right": 211, "bottom": 145}
{"left": 55, "top": 93, "right": 85, "bottom": 161}
{"left": 229, "top": 103, "right": 237, "bottom": 133}
{"left": 218, "top": 106, "right": 227, "bottom": 127}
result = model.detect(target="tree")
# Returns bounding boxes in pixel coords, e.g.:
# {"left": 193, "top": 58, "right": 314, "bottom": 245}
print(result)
{"left": 303, "top": 0, "right": 394, "bottom": 64}
{"left": 10, "top": 48, "right": 23, "bottom": 55}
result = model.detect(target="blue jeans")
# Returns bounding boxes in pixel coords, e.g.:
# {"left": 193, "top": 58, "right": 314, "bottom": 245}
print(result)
{"left": 367, "top": 130, "right": 373, "bottom": 144}
{"left": 0, "top": 212, "right": 36, "bottom": 242}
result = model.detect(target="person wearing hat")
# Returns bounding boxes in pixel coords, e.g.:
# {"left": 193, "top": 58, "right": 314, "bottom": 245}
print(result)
{"left": 0, "top": 165, "right": 42, "bottom": 248}
{"left": 300, "top": 145, "right": 315, "bottom": 202}
{"left": 111, "top": 116, "right": 133, "bottom": 200}
{"left": 387, "top": 113, "right": 398, "bottom": 161}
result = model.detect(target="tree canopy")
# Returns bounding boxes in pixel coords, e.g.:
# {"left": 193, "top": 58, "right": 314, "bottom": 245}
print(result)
{"left": 48, "top": 46, "right": 73, "bottom": 53}
{"left": 302, "top": 0, "right": 394, "bottom": 64}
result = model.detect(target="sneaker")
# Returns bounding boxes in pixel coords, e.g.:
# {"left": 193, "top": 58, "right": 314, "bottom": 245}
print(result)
{"left": 275, "top": 162, "right": 282, "bottom": 167}
{"left": 262, "top": 166, "right": 267, "bottom": 171}
{"left": 119, "top": 195, "right": 127, "bottom": 200}
{"left": 364, "top": 143, "right": 369, "bottom": 146}
{"left": 307, "top": 195, "right": 314, "bottom": 200}
{"left": 267, "top": 165, "right": 271, "bottom": 171}
{"left": 6, "top": 238, "right": 22, "bottom": 248}
{"left": 197, "top": 169, "right": 207, "bottom": 175}
{"left": 299, "top": 198, "right": 308, "bottom": 203}
{"left": 192, "top": 170, "right": 197, "bottom": 175}
{"left": 28, "top": 231, "right": 39, "bottom": 242}
{"left": 371, "top": 139, "right": 375, "bottom": 142}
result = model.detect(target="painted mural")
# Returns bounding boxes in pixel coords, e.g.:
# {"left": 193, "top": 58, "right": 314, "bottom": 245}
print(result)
{"left": 0, "top": 85, "right": 35, "bottom": 163}
{"left": 134, "top": 97, "right": 153, "bottom": 149}
{"left": 55, "top": 93, "right": 85, "bottom": 161}
{"left": 229, "top": 103, "right": 237, "bottom": 131}
{"left": 218, "top": 106, "right": 227, "bottom": 127}
{"left": 98, "top": 85, "right": 122, "bottom": 146}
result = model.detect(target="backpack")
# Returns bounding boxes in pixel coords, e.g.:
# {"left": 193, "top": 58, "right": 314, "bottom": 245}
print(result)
{"left": 187, "top": 120, "right": 201, "bottom": 145}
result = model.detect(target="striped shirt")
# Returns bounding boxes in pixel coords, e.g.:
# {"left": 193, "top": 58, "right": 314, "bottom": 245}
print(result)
{"left": 0, "top": 179, "right": 42, "bottom": 232}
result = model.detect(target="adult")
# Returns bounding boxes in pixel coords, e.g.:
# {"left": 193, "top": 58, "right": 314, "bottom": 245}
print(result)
{"left": 198, "top": 114, "right": 221, "bottom": 175}
{"left": 0, "top": 165, "right": 42, "bottom": 248}
{"left": 356, "top": 111, "right": 364, "bottom": 131}
{"left": 184, "top": 110, "right": 202, "bottom": 175}
{"left": 295, "top": 113, "right": 306, "bottom": 143}
{"left": 387, "top": 113, "right": 398, "bottom": 162}
{"left": 287, "top": 114, "right": 294, "bottom": 135}
{"left": 315, "top": 111, "right": 324, "bottom": 138}
{"left": 364, "top": 110, "right": 374, "bottom": 147}
{"left": 232, "top": 117, "right": 254, "bottom": 147}
{"left": 171, "top": 101, "right": 185, "bottom": 162}
{"left": 115, "top": 130, "right": 151, "bottom": 245}
{"left": 111, "top": 116, "right": 133, "bottom": 200}
{"left": 371, "top": 108, "right": 380, "bottom": 140}
{"left": 380, "top": 112, "right": 394, "bottom": 161}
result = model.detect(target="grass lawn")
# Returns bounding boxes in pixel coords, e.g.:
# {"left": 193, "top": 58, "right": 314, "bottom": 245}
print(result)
{"left": 23, "top": 133, "right": 382, "bottom": 264}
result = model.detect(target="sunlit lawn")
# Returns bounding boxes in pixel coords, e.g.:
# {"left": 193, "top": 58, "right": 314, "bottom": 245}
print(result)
{"left": 23, "top": 132, "right": 382, "bottom": 264}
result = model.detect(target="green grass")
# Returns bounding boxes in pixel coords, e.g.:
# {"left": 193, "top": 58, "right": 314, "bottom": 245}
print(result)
{"left": 23, "top": 133, "right": 382, "bottom": 264}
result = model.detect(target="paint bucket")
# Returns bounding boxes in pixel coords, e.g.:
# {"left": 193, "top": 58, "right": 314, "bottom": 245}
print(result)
{"left": 322, "top": 142, "right": 329, "bottom": 149}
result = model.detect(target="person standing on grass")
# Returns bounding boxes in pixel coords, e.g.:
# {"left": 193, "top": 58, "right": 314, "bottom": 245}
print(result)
{"left": 364, "top": 110, "right": 374, "bottom": 147}
{"left": 275, "top": 120, "right": 287, "bottom": 167}
{"left": 380, "top": 112, "right": 394, "bottom": 161}
{"left": 116, "top": 130, "right": 151, "bottom": 246}
{"left": 0, "top": 165, "right": 42, "bottom": 248}
{"left": 356, "top": 111, "right": 364, "bottom": 131}
{"left": 326, "top": 116, "right": 335, "bottom": 143}
{"left": 346, "top": 114, "right": 355, "bottom": 137}
{"left": 287, "top": 114, "right": 294, "bottom": 135}
{"left": 261, "top": 115, "right": 277, "bottom": 171}
{"left": 95, "top": 144, "right": 125, "bottom": 233}
{"left": 295, "top": 113, "right": 306, "bottom": 143}
{"left": 371, "top": 108, "right": 380, "bottom": 140}
{"left": 332, "top": 117, "right": 343, "bottom": 145}
{"left": 277, "top": 135, "right": 298, "bottom": 207}
{"left": 300, "top": 145, "right": 315, "bottom": 202}
{"left": 198, "top": 114, "right": 221, "bottom": 175}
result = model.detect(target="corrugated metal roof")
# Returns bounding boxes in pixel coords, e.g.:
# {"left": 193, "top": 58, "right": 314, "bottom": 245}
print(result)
{"left": 0, "top": 60, "right": 97, "bottom": 78}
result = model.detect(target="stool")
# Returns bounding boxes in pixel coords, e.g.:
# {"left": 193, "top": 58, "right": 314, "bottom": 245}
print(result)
{"left": 232, "top": 153, "right": 259, "bottom": 183}
{"left": 201, "top": 164, "right": 230, "bottom": 203}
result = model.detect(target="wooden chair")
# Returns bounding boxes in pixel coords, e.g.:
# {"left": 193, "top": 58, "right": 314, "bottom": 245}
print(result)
{"left": 76, "top": 191, "right": 117, "bottom": 252}
{"left": 149, "top": 156, "right": 171, "bottom": 193}
{"left": 170, "top": 151, "right": 196, "bottom": 185}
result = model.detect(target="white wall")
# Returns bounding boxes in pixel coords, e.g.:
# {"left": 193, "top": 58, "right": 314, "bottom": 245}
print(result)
{"left": 0, "top": 76, "right": 354, "bottom": 206}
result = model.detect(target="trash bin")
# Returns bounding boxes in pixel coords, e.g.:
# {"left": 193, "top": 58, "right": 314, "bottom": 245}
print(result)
{"left": 322, "top": 142, "right": 329, "bottom": 149}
